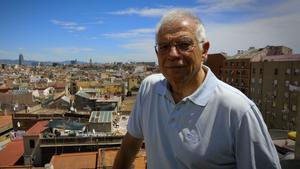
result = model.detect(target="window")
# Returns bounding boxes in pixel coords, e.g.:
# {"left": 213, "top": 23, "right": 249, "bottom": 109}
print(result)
{"left": 252, "top": 68, "right": 256, "bottom": 74}
{"left": 295, "top": 68, "right": 299, "bottom": 75}
{"left": 274, "top": 68, "right": 278, "bottom": 75}
{"left": 273, "top": 90, "right": 277, "bottom": 97}
{"left": 284, "top": 103, "right": 288, "bottom": 110}
{"left": 283, "top": 114, "right": 287, "bottom": 120}
{"left": 273, "top": 80, "right": 278, "bottom": 86}
{"left": 292, "top": 105, "right": 297, "bottom": 111}
{"left": 259, "top": 68, "right": 263, "bottom": 75}
{"left": 285, "top": 80, "right": 290, "bottom": 87}
{"left": 29, "top": 139, "right": 35, "bottom": 149}
{"left": 291, "top": 117, "right": 296, "bottom": 123}
{"left": 294, "top": 81, "right": 298, "bottom": 85}
{"left": 272, "top": 101, "right": 276, "bottom": 107}
{"left": 251, "top": 78, "right": 255, "bottom": 83}
{"left": 284, "top": 92, "right": 289, "bottom": 98}
{"left": 259, "top": 78, "right": 262, "bottom": 84}
{"left": 286, "top": 68, "right": 291, "bottom": 75}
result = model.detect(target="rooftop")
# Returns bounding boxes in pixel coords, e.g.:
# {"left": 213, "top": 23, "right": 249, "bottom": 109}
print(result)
{"left": 89, "top": 111, "right": 113, "bottom": 123}
{"left": 0, "top": 139, "right": 24, "bottom": 166}
{"left": 50, "top": 148, "right": 146, "bottom": 169}
{"left": 0, "top": 115, "right": 12, "bottom": 131}
{"left": 119, "top": 96, "right": 136, "bottom": 113}
{"left": 26, "top": 121, "right": 49, "bottom": 136}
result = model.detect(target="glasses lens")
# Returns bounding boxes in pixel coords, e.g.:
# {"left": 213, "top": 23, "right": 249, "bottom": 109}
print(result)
{"left": 176, "top": 41, "right": 193, "bottom": 52}
{"left": 156, "top": 38, "right": 195, "bottom": 53}
{"left": 158, "top": 43, "right": 170, "bottom": 52}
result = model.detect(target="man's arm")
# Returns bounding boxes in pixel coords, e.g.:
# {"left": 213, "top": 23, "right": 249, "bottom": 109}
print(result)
{"left": 235, "top": 106, "right": 281, "bottom": 169}
{"left": 112, "top": 132, "right": 143, "bottom": 169}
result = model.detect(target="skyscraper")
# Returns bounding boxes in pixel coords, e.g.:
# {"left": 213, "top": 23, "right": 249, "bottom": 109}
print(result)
{"left": 19, "top": 54, "right": 24, "bottom": 65}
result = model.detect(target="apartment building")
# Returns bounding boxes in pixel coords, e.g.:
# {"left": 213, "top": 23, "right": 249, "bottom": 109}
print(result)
{"left": 250, "top": 54, "right": 300, "bottom": 130}
{"left": 221, "top": 46, "right": 292, "bottom": 97}
{"left": 205, "top": 53, "right": 227, "bottom": 79}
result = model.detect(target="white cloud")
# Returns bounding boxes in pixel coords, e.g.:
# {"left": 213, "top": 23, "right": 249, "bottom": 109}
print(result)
{"left": 207, "top": 13, "right": 300, "bottom": 55}
{"left": 108, "top": 1, "right": 253, "bottom": 17}
{"left": 50, "top": 19, "right": 86, "bottom": 32}
{"left": 120, "top": 38, "right": 154, "bottom": 50}
{"left": 196, "top": 0, "right": 253, "bottom": 13}
{"left": 103, "top": 28, "right": 155, "bottom": 38}
{"left": 109, "top": 7, "right": 198, "bottom": 17}
{"left": 119, "top": 38, "right": 157, "bottom": 61}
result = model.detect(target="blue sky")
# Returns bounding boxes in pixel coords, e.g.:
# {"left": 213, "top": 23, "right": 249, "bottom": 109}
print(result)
{"left": 0, "top": 0, "right": 299, "bottom": 63}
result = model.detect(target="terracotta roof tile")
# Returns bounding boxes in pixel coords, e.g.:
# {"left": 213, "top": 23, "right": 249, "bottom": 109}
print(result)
{"left": 50, "top": 148, "right": 146, "bottom": 169}
{"left": 50, "top": 152, "right": 97, "bottom": 169}
{"left": 0, "top": 139, "right": 24, "bottom": 166}
{"left": 0, "top": 115, "right": 12, "bottom": 129}
{"left": 25, "top": 121, "right": 48, "bottom": 136}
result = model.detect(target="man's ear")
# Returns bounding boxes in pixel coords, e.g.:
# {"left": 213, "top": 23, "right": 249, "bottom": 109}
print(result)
{"left": 202, "top": 41, "right": 210, "bottom": 61}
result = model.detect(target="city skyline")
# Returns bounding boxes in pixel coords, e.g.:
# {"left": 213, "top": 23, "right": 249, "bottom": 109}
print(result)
{"left": 0, "top": 0, "right": 300, "bottom": 63}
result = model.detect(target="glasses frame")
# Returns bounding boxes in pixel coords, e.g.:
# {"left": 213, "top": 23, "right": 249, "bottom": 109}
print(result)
{"left": 154, "top": 40, "right": 204, "bottom": 55}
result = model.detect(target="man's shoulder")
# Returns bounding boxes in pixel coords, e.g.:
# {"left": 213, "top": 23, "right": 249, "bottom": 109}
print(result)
{"left": 215, "top": 80, "right": 255, "bottom": 111}
{"left": 138, "top": 73, "right": 165, "bottom": 94}
{"left": 143, "top": 73, "right": 165, "bottom": 83}
{"left": 141, "top": 73, "right": 165, "bottom": 87}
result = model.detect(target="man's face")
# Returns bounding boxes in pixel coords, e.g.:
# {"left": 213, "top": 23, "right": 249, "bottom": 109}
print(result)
{"left": 156, "top": 19, "right": 208, "bottom": 85}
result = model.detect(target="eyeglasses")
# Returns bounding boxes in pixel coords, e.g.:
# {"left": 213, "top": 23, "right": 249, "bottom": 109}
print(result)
{"left": 155, "top": 38, "right": 203, "bottom": 54}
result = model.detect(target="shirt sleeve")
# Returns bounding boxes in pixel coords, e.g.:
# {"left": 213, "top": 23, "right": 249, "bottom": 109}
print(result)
{"left": 127, "top": 83, "right": 144, "bottom": 139}
{"left": 235, "top": 105, "right": 281, "bottom": 169}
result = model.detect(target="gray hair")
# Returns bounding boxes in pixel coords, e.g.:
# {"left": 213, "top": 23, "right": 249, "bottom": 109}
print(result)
{"left": 156, "top": 9, "right": 207, "bottom": 44}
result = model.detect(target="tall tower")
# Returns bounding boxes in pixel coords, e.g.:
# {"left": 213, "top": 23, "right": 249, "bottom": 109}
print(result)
{"left": 19, "top": 54, "right": 24, "bottom": 65}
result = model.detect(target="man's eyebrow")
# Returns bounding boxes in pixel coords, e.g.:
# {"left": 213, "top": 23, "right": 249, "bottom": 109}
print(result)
{"left": 159, "top": 37, "right": 193, "bottom": 43}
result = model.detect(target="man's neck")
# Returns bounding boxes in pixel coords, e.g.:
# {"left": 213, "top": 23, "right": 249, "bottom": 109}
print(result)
{"left": 169, "top": 67, "right": 206, "bottom": 103}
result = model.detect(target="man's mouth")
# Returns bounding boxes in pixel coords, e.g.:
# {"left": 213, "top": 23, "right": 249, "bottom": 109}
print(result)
{"left": 164, "top": 65, "right": 186, "bottom": 68}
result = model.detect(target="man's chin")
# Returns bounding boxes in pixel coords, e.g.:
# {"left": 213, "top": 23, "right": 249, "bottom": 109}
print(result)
{"left": 165, "top": 75, "right": 187, "bottom": 84}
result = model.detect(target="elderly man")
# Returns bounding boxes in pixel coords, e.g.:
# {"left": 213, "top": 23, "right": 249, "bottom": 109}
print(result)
{"left": 113, "top": 9, "right": 281, "bottom": 169}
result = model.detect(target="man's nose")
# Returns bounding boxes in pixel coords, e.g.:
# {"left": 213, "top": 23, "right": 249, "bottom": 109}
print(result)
{"left": 168, "top": 46, "right": 181, "bottom": 60}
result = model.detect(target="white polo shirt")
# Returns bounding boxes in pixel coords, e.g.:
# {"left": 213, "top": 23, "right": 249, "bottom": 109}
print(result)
{"left": 127, "top": 66, "right": 281, "bottom": 169}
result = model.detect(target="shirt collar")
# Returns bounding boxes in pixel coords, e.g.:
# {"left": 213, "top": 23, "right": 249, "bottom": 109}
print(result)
{"left": 155, "top": 65, "right": 219, "bottom": 106}
{"left": 187, "top": 65, "right": 218, "bottom": 106}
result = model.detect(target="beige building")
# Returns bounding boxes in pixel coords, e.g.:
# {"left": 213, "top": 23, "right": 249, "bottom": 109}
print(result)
{"left": 222, "top": 58, "right": 251, "bottom": 96}
{"left": 128, "top": 76, "right": 140, "bottom": 92}
{"left": 250, "top": 54, "right": 300, "bottom": 130}
{"left": 220, "top": 46, "right": 292, "bottom": 97}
